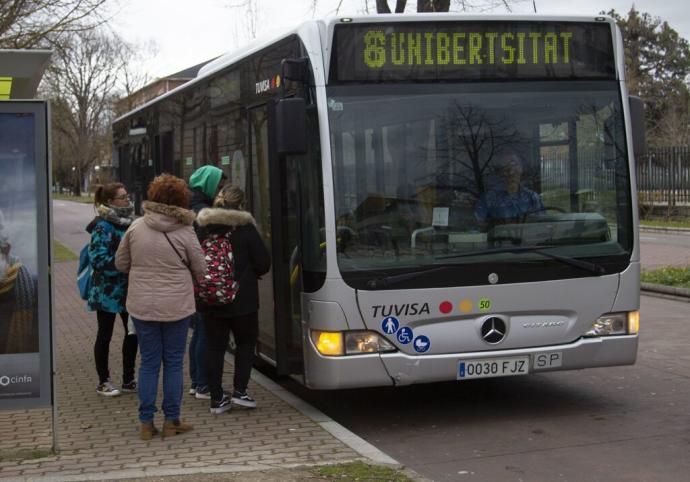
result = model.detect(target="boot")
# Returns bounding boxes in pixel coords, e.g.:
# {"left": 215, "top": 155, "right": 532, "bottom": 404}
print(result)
{"left": 140, "top": 421, "right": 159, "bottom": 441}
{"left": 161, "top": 419, "right": 193, "bottom": 439}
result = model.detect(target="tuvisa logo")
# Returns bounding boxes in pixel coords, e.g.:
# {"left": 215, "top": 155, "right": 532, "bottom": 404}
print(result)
{"left": 372, "top": 303, "right": 430, "bottom": 318}
{"left": 255, "top": 75, "right": 281, "bottom": 94}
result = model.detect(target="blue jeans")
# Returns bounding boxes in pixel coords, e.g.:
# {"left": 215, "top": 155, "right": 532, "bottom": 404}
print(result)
{"left": 132, "top": 316, "right": 191, "bottom": 422}
{"left": 188, "top": 312, "right": 207, "bottom": 389}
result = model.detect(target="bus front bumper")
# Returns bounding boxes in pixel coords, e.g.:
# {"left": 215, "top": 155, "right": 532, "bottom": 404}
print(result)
{"left": 303, "top": 335, "right": 638, "bottom": 390}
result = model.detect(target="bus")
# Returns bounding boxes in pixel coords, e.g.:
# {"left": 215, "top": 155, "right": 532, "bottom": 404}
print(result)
{"left": 113, "top": 14, "right": 644, "bottom": 389}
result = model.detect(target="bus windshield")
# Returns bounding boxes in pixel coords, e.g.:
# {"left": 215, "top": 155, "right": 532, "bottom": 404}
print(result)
{"left": 327, "top": 81, "right": 633, "bottom": 289}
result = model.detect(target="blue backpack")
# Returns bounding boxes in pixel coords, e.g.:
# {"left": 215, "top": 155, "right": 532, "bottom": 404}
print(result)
{"left": 77, "top": 244, "right": 92, "bottom": 301}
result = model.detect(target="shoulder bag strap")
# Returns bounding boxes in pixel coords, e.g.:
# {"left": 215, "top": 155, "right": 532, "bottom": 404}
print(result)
{"left": 163, "top": 232, "right": 190, "bottom": 270}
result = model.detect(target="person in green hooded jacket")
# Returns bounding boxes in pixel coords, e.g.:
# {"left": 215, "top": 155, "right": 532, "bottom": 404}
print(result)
{"left": 187, "top": 165, "right": 226, "bottom": 400}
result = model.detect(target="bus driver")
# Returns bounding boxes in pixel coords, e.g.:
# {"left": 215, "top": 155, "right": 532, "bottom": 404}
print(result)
{"left": 474, "top": 152, "right": 544, "bottom": 230}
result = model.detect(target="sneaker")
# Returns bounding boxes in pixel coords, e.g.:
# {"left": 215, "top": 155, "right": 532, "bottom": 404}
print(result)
{"left": 194, "top": 386, "right": 211, "bottom": 400}
{"left": 121, "top": 380, "right": 137, "bottom": 393}
{"left": 209, "top": 394, "right": 232, "bottom": 414}
{"left": 189, "top": 385, "right": 197, "bottom": 395}
{"left": 96, "top": 380, "right": 121, "bottom": 397}
{"left": 231, "top": 390, "right": 257, "bottom": 408}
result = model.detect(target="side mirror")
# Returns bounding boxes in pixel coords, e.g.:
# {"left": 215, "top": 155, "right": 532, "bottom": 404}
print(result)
{"left": 629, "top": 96, "right": 646, "bottom": 159}
{"left": 276, "top": 97, "right": 307, "bottom": 155}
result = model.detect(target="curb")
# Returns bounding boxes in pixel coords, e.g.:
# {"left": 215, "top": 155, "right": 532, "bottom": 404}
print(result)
{"left": 640, "top": 226, "right": 690, "bottom": 234}
{"left": 641, "top": 282, "right": 690, "bottom": 301}
{"left": 246, "top": 360, "right": 400, "bottom": 467}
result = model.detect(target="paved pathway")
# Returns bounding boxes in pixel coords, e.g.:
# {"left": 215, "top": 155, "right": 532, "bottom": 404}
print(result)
{"left": 0, "top": 261, "right": 361, "bottom": 480}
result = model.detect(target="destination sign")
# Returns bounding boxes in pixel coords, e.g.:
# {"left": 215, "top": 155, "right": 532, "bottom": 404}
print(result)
{"left": 330, "top": 21, "right": 615, "bottom": 82}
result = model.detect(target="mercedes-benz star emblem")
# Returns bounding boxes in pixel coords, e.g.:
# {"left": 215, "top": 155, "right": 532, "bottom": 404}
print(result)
{"left": 481, "top": 317, "right": 506, "bottom": 344}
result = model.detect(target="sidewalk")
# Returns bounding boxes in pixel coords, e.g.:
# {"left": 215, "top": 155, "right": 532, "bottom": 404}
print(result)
{"left": 0, "top": 261, "right": 380, "bottom": 480}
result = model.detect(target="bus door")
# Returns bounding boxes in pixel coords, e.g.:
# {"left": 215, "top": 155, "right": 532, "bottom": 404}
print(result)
{"left": 248, "top": 103, "right": 303, "bottom": 375}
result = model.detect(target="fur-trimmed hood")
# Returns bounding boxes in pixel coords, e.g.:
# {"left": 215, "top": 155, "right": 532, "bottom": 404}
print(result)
{"left": 142, "top": 201, "right": 196, "bottom": 232}
{"left": 196, "top": 207, "right": 256, "bottom": 228}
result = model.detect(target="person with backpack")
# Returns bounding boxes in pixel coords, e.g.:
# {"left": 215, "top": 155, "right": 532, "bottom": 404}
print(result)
{"left": 115, "top": 174, "right": 206, "bottom": 440}
{"left": 187, "top": 165, "right": 227, "bottom": 400}
{"left": 86, "top": 183, "right": 137, "bottom": 396}
{"left": 196, "top": 185, "right": 270, "bottom": 414}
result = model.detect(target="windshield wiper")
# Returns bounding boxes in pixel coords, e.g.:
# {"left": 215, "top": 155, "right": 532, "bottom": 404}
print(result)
{"left": 436, "top": 245, "right": 607, "bottom": 276}
{"left": 365, "top": 246, "right": 606, "bottom": 289}
{"left": 366, "top": 266, "right": 453, "bottom": 289}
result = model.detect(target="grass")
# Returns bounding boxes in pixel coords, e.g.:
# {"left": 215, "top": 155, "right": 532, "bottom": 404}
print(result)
{"left": 53, "top": 239, "right": 78, "bottom": 262}
{"left": 0, "top": 448, "right": 53, "bottom": 463}
{"left": 52, "top": 193, "right": 94, "bottom": 204}
{"left": 640, "top": 219, "right": 690, "bottom": 229}
{"left": 314, "top": 462, "right": 414, "bottom": 481}
{"left": 641, "top": 267, "right": 690, "bottom": 289}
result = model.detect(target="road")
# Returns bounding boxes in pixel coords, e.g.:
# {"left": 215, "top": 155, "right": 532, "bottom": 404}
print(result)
{"left": 52, "top": 201, "right": 690, "bottom": 481}
{"left": 639, "top": 231, "right": 690, "bottom": 270}
{"left": 52, "top": 199, "right": 95, "bottom": 253}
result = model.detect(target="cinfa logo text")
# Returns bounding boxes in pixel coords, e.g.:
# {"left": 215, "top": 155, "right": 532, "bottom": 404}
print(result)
{"left": 0, "top": 375, "right": 32, "bottom": 387}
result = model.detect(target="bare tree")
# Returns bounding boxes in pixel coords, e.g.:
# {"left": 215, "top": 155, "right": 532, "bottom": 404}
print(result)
{"left": 434, "top": 103, "right": 524, "bottom": 198}
{"left": 372, "top": 0, "right": 529, "bottom": 13}
{"left": 0, "top": 0, "right": 110, "bottom": 48}
{"left": 43, "top": 29, "right": 127, "bottom": 195}
{"left": 225, "top": 0, "right": 261, "bottom": 44}
{"left": 114, "top": 39, "right": 159, "bottom": 117}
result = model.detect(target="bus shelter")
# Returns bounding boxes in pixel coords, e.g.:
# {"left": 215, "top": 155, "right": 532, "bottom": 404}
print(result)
{"left": 0, "top": 49, "right": 53, "bottom": 411}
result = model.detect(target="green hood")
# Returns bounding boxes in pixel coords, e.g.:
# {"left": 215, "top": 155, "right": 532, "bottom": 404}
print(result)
{"left": 189, "top": 165, "right": 223, "bottom": 200}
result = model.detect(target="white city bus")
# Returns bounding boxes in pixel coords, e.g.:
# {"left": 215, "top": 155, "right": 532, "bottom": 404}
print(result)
{"left": 113, "top": 14, "right": 643, "bottom": 389}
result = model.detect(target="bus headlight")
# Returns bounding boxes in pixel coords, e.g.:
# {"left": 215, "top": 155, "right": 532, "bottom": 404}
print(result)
{"left": 345, "top": 331, "right": 397, "bottom": 354}
{"left": 311, "top": 331, "right": 344, "bottom": 356}
{"left": 585, "top": 311, "right": 639, "bottom": 337}
{"left": 310, "top": 330, "right": 397, "bottom": 356}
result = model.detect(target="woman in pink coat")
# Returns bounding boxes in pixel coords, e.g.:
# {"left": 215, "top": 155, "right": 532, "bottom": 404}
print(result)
{"left": 115, "top": 174, "right": 205, "bottom": 440}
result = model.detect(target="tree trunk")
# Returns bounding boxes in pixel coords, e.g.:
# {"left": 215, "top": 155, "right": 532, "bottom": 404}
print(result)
{"left": 378, "top": 0, "right": 450, "bottom": 13}
{"left": 417, "top": 0, "right": 451, "bottom": 12}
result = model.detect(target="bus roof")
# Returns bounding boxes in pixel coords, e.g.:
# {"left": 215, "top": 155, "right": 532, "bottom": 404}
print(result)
{"left": 113, "top": 19, "right": 323, "bottom": 124}
{"left": 114, "top": 13, "right": 617, "bottom": 124}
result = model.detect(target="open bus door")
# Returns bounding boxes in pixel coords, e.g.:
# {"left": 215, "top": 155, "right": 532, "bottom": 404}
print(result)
{"left": 248, "top": 102, "right": 304, "bottom": 376}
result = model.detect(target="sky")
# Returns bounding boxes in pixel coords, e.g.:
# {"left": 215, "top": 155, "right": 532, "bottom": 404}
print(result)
{"left": 109, "top": 0, "right": 690, "bottom": 81}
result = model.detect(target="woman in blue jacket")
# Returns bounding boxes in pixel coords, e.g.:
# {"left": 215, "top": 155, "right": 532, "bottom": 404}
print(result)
{"left": 87, "top": 182, "right": 137, "bottom": 396}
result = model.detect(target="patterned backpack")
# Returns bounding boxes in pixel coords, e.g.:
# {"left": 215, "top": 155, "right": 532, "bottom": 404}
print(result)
{"left": 194, "top": 232, "right": 239, "bottom": 306}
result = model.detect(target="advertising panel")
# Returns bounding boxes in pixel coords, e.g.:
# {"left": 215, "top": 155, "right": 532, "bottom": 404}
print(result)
{"left": 0, "top": 101, "right": 52, "bottom": 409}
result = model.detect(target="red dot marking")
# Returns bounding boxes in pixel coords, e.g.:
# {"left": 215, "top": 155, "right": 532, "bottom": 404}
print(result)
{"left": 439, "top": 301, "right": 453, "bottom": 314}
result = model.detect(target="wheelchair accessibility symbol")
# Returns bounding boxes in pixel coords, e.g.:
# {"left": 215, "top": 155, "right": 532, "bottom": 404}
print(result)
{"left": 397, "top": 327, "right": 413, "bottom": 344}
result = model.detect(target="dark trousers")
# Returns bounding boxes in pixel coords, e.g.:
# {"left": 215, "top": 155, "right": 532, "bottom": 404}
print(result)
{"left": 95, "top": 311, "right": 137, "bottom": 384}
{"left": 203, "top": 312, "right": 258, "bottom": 401}
{"left": 188, "top": 312, "right": 208, "bottom": 388}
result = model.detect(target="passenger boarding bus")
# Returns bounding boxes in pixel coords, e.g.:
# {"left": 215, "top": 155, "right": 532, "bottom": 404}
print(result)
{"left": 113, "top": 14, "right": 644, "bottom": 389}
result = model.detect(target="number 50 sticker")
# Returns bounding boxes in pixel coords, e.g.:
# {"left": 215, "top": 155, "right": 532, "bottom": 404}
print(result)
{"left": 478, "top": 298, "right": 492, "bottom": 311}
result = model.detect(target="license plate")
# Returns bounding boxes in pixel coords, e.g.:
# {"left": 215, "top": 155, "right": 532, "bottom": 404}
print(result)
{"left": 458, "top": 356, "right": 529, "bottom": 380}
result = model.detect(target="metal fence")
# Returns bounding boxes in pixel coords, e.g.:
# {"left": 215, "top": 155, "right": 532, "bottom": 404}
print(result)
{"left": 637, "top": 146, "right": 690, "bottom": 209}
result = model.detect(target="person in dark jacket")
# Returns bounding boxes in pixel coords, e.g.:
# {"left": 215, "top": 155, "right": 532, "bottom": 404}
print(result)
{"left": 187, "top": 165, "right": 226, "bottom": 400}
{"left": 87, "top": 183, "right": 137, "bottom": 396}
{"left": 196, "top": 185, "right": 270, "bottom": 414}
